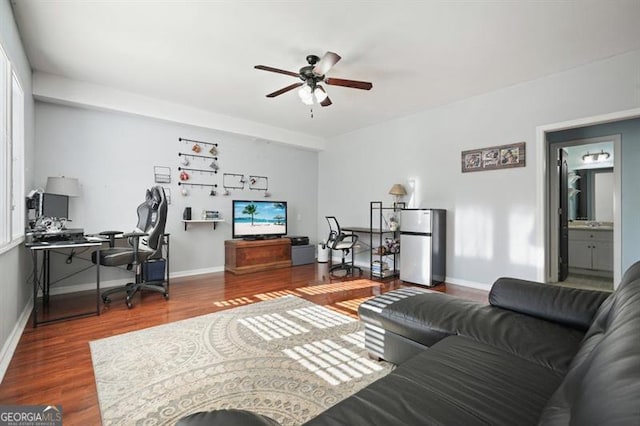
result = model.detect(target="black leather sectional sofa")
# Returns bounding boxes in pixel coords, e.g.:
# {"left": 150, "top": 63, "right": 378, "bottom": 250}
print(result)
{"left": 304, "top": 260, "right": 640, "bottom": 425}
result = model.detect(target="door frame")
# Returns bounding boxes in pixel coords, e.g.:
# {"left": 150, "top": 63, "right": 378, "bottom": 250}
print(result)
{"left": 547, "top": 135, "right": 621, "bottom": 283}
{"left": 535, "top": 107, "right": 640, "bottom": 288}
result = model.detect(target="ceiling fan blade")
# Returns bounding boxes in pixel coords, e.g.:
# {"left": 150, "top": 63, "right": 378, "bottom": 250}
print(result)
{"left": 325, "top": 77, "right": 373, "bottom": 90}
{"left": 313, "top": 51, "right": 341, "bottom": 76}
{"left": 316, "top": 85, "right": 332, "bottom": 107}
{"left": 254, "top": 65, "right": 300, "bottom": 78}
{"left": 266, "top": 82, "right": 303, "bottom": 98}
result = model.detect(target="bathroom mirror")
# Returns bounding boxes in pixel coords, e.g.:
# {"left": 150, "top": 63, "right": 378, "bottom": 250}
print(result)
{"left": 574, "top": 167, "right": 613, "bottom": 221}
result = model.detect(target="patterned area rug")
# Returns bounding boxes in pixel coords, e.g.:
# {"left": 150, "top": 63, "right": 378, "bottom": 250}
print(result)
{"left": 90, "top": 296, "right": 393, "bottom": 425}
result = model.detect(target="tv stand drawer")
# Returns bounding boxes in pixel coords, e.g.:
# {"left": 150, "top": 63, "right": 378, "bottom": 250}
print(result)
{"left": 225, "top": 238, "right": 291, "bottom": 274}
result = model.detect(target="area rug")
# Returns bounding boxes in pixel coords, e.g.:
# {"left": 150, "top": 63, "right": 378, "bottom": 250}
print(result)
{"left": 90, "top": 296, "right": 393, "bottom": 425}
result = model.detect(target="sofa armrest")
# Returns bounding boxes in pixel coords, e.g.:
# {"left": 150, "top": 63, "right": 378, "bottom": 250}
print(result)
{"left": 489, "top": 277, "right": 611, "bottom": 331}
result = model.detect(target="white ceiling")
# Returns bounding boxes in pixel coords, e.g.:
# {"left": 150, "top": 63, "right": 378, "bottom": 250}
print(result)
{"left": 11, "top": 0, "right": 640, "bottom": 139}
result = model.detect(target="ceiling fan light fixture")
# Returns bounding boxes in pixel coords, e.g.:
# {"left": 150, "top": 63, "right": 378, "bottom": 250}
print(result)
{"left": 297, "top": 84, "right": 312, "bottom": 101}
{"left": 314, "top": 86, "right": 328, "bottom": 103}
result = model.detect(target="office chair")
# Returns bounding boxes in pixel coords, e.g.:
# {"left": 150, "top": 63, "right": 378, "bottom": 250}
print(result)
{"left": 92, "top": 186, "right": 169, "bottom": 308}
{"left": 326, "top": 216, "right": 362, "bottom": 277}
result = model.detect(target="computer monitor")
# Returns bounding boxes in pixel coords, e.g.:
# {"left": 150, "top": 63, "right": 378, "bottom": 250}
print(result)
{"left": 41, "top": 193, "right": 69, "bottom": 219}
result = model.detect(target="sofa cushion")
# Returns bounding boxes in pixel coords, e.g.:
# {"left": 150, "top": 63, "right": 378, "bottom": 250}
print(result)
{"left": 303, "top": 335, "right": 564, "bottom": 426}
{"left": 539, "top": 275, "right": 640, "bottom": 425}
{"left": 489, "top": 277, "right": 610, "bottom": 331}
{"left": 360, "top": 289, "right": 584, "bottom": 372}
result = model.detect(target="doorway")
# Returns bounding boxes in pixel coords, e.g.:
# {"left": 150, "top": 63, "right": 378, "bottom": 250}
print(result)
{"left": 547, "top": 135, "right": 620, "bottom": 291}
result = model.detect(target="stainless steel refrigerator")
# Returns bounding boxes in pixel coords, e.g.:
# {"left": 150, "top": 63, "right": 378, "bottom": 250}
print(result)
{"left": 399, "top": 209, "right": 446, "bottom": 286}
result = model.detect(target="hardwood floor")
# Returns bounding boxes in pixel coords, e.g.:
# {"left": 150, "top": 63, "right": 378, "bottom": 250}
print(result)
{"left": 0, "top": 264, "right": 487, "bottom": 425}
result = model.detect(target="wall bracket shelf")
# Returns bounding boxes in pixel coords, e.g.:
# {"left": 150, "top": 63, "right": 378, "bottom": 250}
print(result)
{"left": 181, "top": 219, "right": 224, "bottom": 231}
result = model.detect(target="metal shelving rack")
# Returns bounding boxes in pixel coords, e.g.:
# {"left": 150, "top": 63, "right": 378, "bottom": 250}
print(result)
{"left": 369, "top": 201, "right": 405, "bottom": 280}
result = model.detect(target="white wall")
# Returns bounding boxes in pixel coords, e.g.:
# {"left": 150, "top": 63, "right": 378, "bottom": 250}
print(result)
{"left": 34, "top": 102, "right": 318, "bottom": 287}
{"left": 0, "top": 0, "right": 35, "bottom": 381}
{"left": 319, "top": 49, "right": 640, "bottom": 288}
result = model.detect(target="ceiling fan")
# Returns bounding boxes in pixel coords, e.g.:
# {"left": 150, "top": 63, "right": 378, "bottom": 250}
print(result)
{"left": 254, "top": 51, "right": 373, "bottom": 107}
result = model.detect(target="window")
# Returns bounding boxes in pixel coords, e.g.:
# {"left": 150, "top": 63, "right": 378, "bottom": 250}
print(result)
{"left": 11, "top": 73, "right": 24, "bottom": 240}
{"left": 0, "top": 43, "right": 25, "bottom": 249}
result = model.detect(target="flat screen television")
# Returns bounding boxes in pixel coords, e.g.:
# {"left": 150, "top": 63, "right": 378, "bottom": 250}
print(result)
{"left": 232, "top": 200, "right": 287, "bottom": 239}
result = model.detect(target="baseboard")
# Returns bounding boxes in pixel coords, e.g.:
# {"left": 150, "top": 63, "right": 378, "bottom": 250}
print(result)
{"left": 0, "top": 296, "right": 33, "bottom": 384}
{"left": 170, "top": 266, "right": 225, "bottom": 278}
{"left": 445, "top": 276, "right": 493, "bottom": 292}
{"left": 48, "top": 266, "right": 227, "bottom": 295}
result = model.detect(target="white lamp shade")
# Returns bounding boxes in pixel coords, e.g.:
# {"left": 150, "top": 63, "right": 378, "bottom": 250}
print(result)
{"left": 46, "top": 176, "right": 80, "bottom": 197}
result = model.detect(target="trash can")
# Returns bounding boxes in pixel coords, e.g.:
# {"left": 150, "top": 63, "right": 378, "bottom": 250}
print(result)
{"left": 317, "top": 241, "right": 329, "bottom": 263}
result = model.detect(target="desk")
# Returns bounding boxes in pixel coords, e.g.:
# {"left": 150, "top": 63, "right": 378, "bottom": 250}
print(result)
{"left": 26, "top": 240, "right": 103, "bottom": 327}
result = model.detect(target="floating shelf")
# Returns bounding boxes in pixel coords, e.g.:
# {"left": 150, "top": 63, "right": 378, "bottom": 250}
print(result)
{"left": 181, "top": 219, "right": 225, "bottom": 231}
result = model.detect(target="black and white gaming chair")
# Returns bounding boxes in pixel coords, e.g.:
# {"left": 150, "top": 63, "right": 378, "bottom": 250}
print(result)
{"left": 326, "top": 216, "right": 362, "bottom": 277}
{"left": 92, "top": 186, "right": 169, "bottom": 308}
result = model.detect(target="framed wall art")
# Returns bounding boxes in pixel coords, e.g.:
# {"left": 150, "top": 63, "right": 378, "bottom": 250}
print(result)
{"left": 461, "top": 142, "right": 526, "bottom": 173}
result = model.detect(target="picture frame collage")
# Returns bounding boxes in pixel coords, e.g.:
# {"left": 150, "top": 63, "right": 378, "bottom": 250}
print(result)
{"left": 461, "top": 142, "right": 526, "bottom": 173}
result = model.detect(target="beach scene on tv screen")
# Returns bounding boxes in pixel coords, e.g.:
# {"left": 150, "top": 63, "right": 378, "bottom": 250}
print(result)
{"left": 234, "top": 202, "right": 286, "bottom": 235}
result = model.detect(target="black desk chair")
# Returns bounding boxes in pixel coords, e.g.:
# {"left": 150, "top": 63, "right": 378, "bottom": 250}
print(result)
{"left": 326, "top": 216, "right": 362, "bottom": 277}
{"left": 92, "top": 186, "right": 169, "bottom": 308}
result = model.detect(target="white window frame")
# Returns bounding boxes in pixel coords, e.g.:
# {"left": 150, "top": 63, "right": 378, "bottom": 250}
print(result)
{"left": 10, "top": 72, "right": 24, "bottom": 241}
{"left": 0, "top": 44, "right": 10, "bottom": 248}
{"left": 0, "top": 42, "right": 26, "bottom": 253}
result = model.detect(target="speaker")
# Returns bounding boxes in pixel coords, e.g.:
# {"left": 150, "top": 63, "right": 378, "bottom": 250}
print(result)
{"left": 183, "top": 207, "right": 191, "bottom": 220}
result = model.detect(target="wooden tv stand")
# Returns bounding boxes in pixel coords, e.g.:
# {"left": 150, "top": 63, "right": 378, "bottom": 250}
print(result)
{"left": 224, "top": 238, "right": 291, "bottom": 274}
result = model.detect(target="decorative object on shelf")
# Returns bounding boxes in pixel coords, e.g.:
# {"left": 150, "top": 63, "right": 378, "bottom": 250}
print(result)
{"left": 249, "top": 175, "right": 268, "bottom": 191}
{"left": 461, "top": 142, "right": 526, "bottom": 173}
{"left": 388, "top": 214, "right": 399, "bottom": 231}
{"left": 153, "top": 167, "right": 171, "bottom": 184}
{"left": 209, "top": 146, "right": 218, "bottom": 156}
{"left": 388, "top": 183, "right": 407, "bottom": 205}
{"left": 181, "top": 187, "right": 189, "bottom": 196}
{"left": 223, "top": 173, "right": 246, "bottom": 190}
{"left": 582, "top": 150, "right": 610, "bottom": 164}
{"left": 205, "top": 210, "right": 220, "bottom": 219}
{"left": 179, "top": 170, "right": 190, "bottom": 181}
{"left": 183, "top": 207, "right": 192, "bottom": 220}
{"left": 209, "top": 160, "right": 219, "bottom": 170}
{"left": 45, "top": 176, "right": 80, "bottom": 197}
{"left": 209, "top": 189, "right": 217, "bottom": 196}
{"left": 180, "top": 156, "right": 190, "bottom": 166}
{"left": 191, "top": 143, "right": 201, "bottom": 153}
{"left": 263, "top": 191, "right": 271, "bottom": 198}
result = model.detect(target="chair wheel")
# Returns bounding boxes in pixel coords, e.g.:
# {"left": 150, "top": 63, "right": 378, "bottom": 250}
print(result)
{"left": 164, "top": 293, "right": 169, "bottom": 300}
{"left": 102, "top": 297, "right": 111, "bottom": 304}
{"left": 126, "top": 296, "right": 133, "bottom": 309}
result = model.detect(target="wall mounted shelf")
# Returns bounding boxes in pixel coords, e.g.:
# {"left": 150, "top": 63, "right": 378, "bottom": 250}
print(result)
{"left": 177, "top": 182, "right": 218, "bottom": 188}
{"left": 178, "top": 152, "right": 218, "bottom": 160}
{"left": 181, "top": 219, "right": 224, "bottom": 231}
{"left": 178, "top": 137, "right": 218, "bottom": 147}
{"left": 178, "top": 166, "right": 218, "bottom": 175}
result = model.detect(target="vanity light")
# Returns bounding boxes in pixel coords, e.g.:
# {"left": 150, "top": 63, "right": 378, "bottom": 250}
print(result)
{"left": 582, "top": 150, "right": 610, "bottom": 163}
